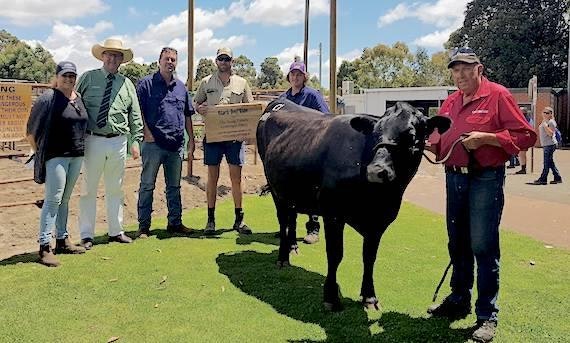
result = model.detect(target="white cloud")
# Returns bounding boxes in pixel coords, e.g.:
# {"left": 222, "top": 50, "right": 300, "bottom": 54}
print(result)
{"left": 378, "top": 0, "right": 469, "bottom": 48}
{"left": 128, "top": 7, "right": 140, "bottom": 17}
{"left": 229, "top": 0, "right": 328, "bottom": 26}
{"left": 0, "top": 0, "right": 108, "bottom": 25}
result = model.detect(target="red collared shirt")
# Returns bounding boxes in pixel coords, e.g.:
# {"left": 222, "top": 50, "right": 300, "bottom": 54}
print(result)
{"left": 431, "top": 77, "right": 536, "bottom": 168}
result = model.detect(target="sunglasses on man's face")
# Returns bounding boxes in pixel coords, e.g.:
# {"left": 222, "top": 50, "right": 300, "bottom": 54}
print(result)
{"left": 217, "top": 56, "right": 231, "bottom": 62}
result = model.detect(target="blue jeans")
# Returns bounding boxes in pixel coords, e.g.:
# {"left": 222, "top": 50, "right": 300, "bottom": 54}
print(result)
{"left": 539, "top": 145, "right": 561, "bottom": 181}
{"left": 137, "top": 142, "right": 183, "bottom": 229}
{"left": 38, "top": 156, "right": 83, "bottom": 245}
{"left": 445, "top": 167, "right": 505, "bottom": 322}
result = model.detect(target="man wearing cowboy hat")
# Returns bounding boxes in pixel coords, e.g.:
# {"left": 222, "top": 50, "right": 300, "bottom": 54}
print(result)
{"left": 76, "top": 38, "right": 143, "bottom": 249}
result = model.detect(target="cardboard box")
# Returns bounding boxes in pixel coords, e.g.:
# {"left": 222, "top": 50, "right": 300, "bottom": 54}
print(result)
{"left": 204, "top": 102, "right": 264, "bottom": 143}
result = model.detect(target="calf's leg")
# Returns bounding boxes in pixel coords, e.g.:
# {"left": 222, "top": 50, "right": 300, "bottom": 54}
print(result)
{"left": 361, "top": 232, "right": 382, "bottom": 310}
{"left": 323, "top": 216, "right": 345, "bottom": 311}
{"left": 275, "top": 201, "right": 297, "bottom": 267}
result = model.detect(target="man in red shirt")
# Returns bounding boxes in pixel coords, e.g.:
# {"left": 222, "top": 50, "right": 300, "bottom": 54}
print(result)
{"left": 426, "top": 48, "right": 536, "bottom": 343}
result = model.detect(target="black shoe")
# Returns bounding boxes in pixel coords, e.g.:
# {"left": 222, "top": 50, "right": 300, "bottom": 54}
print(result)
{"left": 80, "top": 238, "right": 93, "bottom": 250}
{"left": 506, "top": 165, "right": 516, "bottom": 169}
{"left": 472, "top": 320, "right": 497, "bottom": 342}
{"left": 108, "top": 233, "right": 133, "bottom": 244}
{"left": 514, "top": 169, "right": 526, "bottom": 175}
{"left": 427, "top": 295, "right": 471, "bottom": 320}
{"left": 527, "top": 179, "right": 547, "bottom": 185}
{"left": 550, "top": 179, "right": 563, "bottom": 184}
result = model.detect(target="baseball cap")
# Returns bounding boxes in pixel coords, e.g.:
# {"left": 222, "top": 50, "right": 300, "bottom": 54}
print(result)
{"left": 288, "top": 61, "right": 306, "bottom": 74}
{"left": 216, "top": 47, "right": 233, "bottom": 59}
{"left": 56, "top": 61, "right": 77, "bottom": 76}
{"left": 448, "top": 47, "right": 480, "bottom": 68}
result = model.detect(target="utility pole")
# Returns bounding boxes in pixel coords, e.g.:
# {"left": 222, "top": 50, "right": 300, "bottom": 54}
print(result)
{"left": 318, "top": 42, "right": 322, "bottom": 90}
{"left": 329, "top": 0, "right": 337, "bottom": 114}
{"left": 187, "top": 0, "right": 194, "bottom": 90}
{"left": 304, "top": 0, "right": 309, "bottom": 71}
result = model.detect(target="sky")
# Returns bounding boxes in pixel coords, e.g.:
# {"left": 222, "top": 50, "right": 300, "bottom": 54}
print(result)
{"left": 0, "top": 0, "right": 470, "bottom": 88}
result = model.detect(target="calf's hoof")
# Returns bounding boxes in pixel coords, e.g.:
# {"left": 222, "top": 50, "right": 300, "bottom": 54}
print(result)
{"left": 362, "top": 297, "right": 380, "bottom": 310}
{"left": 323, "top": 301, "right": 343, "bottom": 312}
{"left": 276, "top": 260, "right": 290, "bottom": 268}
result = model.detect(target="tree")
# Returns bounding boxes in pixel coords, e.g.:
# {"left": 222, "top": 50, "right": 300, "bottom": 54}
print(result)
{"left": 119, "top": 61, "right": 158, "bottom": 85}
{"left": 337, "top": 59, "right": 358, "bottom": 89}
{"left": 194, "top": 58, "right": 216, "bottom": 87}
{"left": 0, "top": 38, "right": 55, "bottom": 83}
{"left": 233, "top": 54, "right": 257, "bottom": 86}
{"left": 257, "top": 57, "right": 283, "bottom": 89}
{"left": 446, "top": 0, "right": 569, "bottom": 88}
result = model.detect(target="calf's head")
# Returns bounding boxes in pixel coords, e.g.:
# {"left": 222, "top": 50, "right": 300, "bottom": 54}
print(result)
{"left": 350, "top": 102, "right": 451, "bottom": 183}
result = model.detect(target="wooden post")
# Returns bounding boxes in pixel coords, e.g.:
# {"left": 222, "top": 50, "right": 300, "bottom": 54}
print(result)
{"left": 187, "top": 0, "right": 194, "bottom": 90}
{"left": 329, "top": 0, "right": 337, "bottom": 114}
{"left": 304, "top": 0, "right": 309, "bottom": 70}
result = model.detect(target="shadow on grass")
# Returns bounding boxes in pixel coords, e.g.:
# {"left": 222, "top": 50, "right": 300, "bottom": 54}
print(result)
{"left": 235, "top": 231, "right": 280, "bottom": 246}
{"left": 153, "top": 228, "right": 234, "bottom": 240}
{"left": 217, "top": 250, "right": 473, "bottom": 342}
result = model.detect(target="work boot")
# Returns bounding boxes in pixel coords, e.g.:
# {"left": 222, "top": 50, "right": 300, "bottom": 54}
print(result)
{"left": 550, "top": 178, "right": 563, "bottom": 184}
{"left": 204, "top": 220, "right": 216, "bottom": 235}
{"left": 54, "top": 238, "right": 86, "bottom": 254}
{"left": 80, "top": 238, "right": 93, "bottom": 250}
{"left": 39, "top": 244, "right": 60, "bottom": 267}
{"left": 166, "top": 223, "right": 194, "bottom": 235}
{"left": 472, "top": 320, "right": 497, "bottom": 342}
{"left": 514, "top": 166, "right": 526, "bottom": 174}
{"left": 135, "top": 227, "right": 151, "bottom": 239}
{"left": 233, "top": 221, "right": 252, "bottom": 234}
{"left": 427, "top": 295, "right": 471, "bottom": 320}
{"left": 303, "top": 232, "right": 320, "bottom": 244}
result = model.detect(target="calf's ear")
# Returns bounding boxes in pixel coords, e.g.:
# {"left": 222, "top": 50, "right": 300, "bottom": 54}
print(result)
{"left": 427, "top": 116, "right": 451, "bottom": 135}
{"left": 350, "top": 116, "right": 377, "bottom": 135}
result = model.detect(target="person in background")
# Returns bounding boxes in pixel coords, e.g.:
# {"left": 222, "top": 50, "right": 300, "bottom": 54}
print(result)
{"left": 425, "top": 48, "right": 536, "bottom": 343}
{"left": 76, "top": 38, "right": 143, "bottom": 249}
{"left": 529, "top": 106, "right": 563, "bottom": 185}
{"left": 515, "top": 107, "right": 534, "bottom": 175}
{"left": 194, "top": 47, "right": 254, "bottom": 235}
{"left": 135, "top": 47, "right": 195, "bottom": 238}
{"left": 27, "top": 61, "right": 87, "bottom": 267}
{"left": 279, "top": 60, "right": 329, "bottom": 244}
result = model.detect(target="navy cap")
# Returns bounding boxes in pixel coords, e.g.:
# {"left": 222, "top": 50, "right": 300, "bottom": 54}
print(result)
{"left": 56, "top": 61, "right": 77, "bottom": 76}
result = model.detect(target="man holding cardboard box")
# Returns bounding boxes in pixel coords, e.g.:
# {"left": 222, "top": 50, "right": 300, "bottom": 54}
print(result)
{"left": 194, "top": 47, "right": 254, "bottom": 235}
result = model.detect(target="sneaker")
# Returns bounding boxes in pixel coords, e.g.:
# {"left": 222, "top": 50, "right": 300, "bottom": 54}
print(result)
{"left": 80, "top": 238, "right": 93, "bottom": 250}
{"left": 427, "top": 295, "right": 471, "bottom": 320}
{"left": 472, "top": 320, "right": 497, "bottom": 342}
{"left": 303, "top": 232, "right": 320, "bottom": 244}
{"left": 39, "top": 244, "right": 60, "bottom": 267}
{"left": 204, "top": 220, "right": 216, "bottom": 235}
{"left": 166, "top": 223, "right": 194, "bottom": 235}
{"left": 233, "top": 221, "right": 252, "bottom": 235}
{"left": 54, "top": 238, "right": 86, "bottom": 254}
{"left": 550, "top": 179, "right": 563, "bottom": 184}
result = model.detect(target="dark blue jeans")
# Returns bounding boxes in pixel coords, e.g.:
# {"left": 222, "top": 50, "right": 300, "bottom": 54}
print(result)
{"left": 539, "top": 144, "right": 561, "bottom": 181}
{"left": 445, "top": 167, "right": 505, "bottom": 322}
{"left": 138, "top": 142, "right": 183, "bottom": 229}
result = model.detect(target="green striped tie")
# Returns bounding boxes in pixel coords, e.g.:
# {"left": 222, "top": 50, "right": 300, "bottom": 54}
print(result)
{"left": 96, "top": 73, "right": 115, "bottom": 128}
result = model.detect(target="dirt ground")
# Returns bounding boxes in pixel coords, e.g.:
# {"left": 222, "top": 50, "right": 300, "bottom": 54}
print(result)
{"left": 0, "top": 145, "right": 267, "bottom": 260}
{"left": 1, "top": 146, "right": 569, "bottom": 261}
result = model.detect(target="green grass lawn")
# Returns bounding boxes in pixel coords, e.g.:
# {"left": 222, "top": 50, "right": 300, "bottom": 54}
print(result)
{"left": 1, "top": 196, "right": 568, "bottom": 342}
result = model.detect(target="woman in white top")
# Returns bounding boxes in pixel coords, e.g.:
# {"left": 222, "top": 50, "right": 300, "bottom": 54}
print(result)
{"left": 530, "top": 106, "right": 562, "bottom": 185}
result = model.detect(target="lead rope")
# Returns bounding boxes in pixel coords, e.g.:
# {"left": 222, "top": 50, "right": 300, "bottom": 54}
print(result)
{"left": 422, "top": 135, "right": 468, "bottom": 303}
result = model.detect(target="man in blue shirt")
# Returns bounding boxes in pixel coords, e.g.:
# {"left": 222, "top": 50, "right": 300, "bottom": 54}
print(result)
{"left": 135, "top": 47, "right": 195, "bottom": 238}
{"left": 280, "top": 60, "right": 329, "bottom": 244}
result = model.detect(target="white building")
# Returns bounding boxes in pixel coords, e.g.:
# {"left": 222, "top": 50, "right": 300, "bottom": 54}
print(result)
{"left": 342, "top": 86, "right": 457, "bottom": 116}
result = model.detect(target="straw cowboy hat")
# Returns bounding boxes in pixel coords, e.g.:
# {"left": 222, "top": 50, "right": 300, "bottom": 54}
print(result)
{"left": 91, "top": 38, "right": 133, "bottom": 63}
